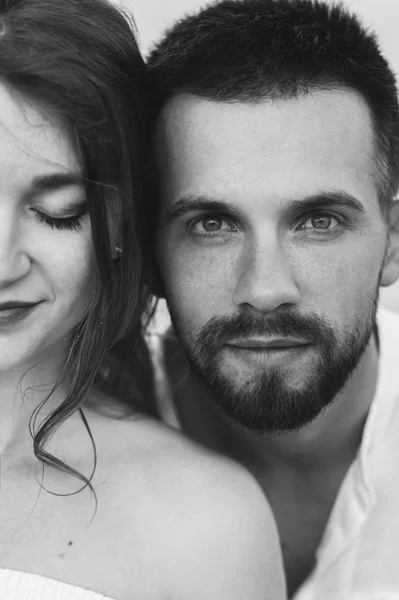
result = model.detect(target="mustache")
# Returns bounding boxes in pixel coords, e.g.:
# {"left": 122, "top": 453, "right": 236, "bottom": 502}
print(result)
{"left": 197, "top": 310, "right": 336, "bottom": 348}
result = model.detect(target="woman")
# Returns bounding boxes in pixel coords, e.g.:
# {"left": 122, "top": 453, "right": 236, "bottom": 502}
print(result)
{"left": 0, "top": 0, "right": 286, "bottom": 598}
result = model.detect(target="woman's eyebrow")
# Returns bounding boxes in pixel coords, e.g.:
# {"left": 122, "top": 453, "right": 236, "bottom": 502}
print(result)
{"left": 25, "top": 172, "right": 85, "bottom": 200}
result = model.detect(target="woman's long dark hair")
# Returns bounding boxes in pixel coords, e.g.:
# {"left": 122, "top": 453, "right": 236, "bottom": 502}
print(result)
{"left": 0, "top": 0, "right": 157, "bottom": 484}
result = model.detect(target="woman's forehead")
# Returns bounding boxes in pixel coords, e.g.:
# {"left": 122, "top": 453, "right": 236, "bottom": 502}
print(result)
{"left": 0, "top": 84, "right": 80, "bottom": 182}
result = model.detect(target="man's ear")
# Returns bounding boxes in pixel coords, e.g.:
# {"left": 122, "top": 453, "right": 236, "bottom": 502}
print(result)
{"left": 380, "top": 199, "right": 399, "bottom": 287}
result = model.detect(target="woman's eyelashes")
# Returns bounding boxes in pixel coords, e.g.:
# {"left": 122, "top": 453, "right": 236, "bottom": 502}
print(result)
{"left": 34, "top": 211, "right": 83, "bottom": 231}
{"left": 32, "top": 201, "right": 88, "bottom": 232}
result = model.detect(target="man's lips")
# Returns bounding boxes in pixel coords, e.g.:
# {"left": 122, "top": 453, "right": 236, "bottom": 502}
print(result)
{"left": 226, "top": 338, "right": 310, "bottom": 350}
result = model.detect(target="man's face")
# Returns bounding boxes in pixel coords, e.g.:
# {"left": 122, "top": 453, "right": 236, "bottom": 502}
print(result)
{"left": 156, "top": 90, "right": 393, "bottom": 432}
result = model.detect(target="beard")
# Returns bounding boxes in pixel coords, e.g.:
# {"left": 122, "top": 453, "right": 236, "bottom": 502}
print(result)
{"left": 168, "top": 292, "right": 379, "bottom": 433}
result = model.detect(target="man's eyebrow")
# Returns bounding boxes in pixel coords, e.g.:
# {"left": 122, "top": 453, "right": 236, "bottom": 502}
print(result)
{"left": 28, "top": 172, "right": 85, "bottom": 197}
{"left": 286, "top": 191, "right": 365, "bottom": 218}
{"left": 165, "top": 196, "right": 240, "bottom": 221}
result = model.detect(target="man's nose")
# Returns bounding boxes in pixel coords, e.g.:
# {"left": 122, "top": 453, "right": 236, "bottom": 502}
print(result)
{"left": 0, "top": 213, "right": 31, "bottom": 287}
{"left": 232, "top": 236, "right": 300, "bottom": 314}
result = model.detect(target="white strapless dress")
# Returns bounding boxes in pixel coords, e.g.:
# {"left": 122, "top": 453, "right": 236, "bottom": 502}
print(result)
{"left": 0, "top": 567, "right": 114, "bottom": 599}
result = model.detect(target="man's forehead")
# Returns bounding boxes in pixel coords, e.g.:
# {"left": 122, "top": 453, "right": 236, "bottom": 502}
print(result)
{"left": 156, "top": 89, "right": 377, "bottom": 207}
{"left": 158, "top": 89, "right": 374, "bottom": 144}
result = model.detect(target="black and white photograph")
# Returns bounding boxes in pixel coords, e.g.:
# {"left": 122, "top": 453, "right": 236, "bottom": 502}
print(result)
{"left": 0, "top": 0, "right": 398, "bottom": 598}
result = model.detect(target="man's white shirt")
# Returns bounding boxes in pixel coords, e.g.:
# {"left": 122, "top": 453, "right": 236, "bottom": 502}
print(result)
{"left": 294, "top": 307, "right": 399, "bottom": 599}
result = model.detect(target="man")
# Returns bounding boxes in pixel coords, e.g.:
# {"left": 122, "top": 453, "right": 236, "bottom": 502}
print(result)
{"left": 147, "top": 0, "right": 399, "bottom": 597}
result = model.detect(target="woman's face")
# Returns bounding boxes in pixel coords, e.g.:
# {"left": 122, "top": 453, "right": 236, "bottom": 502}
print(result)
{"left": 0, "top": 84, "right": 95, "bottom": 371}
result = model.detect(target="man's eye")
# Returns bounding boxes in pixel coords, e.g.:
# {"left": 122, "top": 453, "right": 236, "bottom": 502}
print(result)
{"left": 191, "top": 216, "right": 237, "bottom": 235}
{"left": 298, "top": 213, "right": 340, "bottom": 231}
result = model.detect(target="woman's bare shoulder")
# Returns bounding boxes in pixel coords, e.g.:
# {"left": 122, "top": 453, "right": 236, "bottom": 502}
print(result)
{"left": 91, "top": 409, "right": 248, "bottom": 497}
{"left": 90, "top": 412, "right": 286, "bottom": 599}
{"left": 91, "top": 409, "right": 245, "bottom": 487}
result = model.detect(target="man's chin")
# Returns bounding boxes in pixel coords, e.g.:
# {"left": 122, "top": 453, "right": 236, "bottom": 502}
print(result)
{"left": 217, "top": 353, "right": 321, "bottom": 391}
{"left": 193, "top": 368, "right": 328, "bottom": 433}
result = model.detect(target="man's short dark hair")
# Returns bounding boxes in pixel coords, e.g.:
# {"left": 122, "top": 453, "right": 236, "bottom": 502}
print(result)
{"left": 147, "top": 0, "right": 399, "bottom": 211}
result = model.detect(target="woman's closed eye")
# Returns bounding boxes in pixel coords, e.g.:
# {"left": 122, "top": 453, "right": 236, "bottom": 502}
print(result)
{"left": 33, "top": 209, "right": 87, "bottom": 232}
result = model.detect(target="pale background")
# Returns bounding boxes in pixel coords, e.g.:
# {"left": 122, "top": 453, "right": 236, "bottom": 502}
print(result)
{"left": 117, "top": 0, "right": 399, "bottom": 315}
